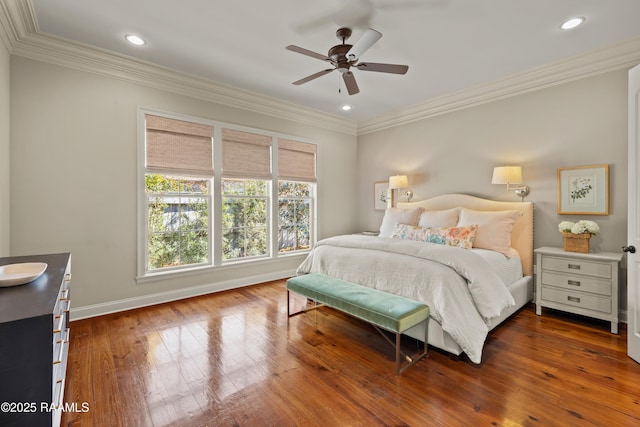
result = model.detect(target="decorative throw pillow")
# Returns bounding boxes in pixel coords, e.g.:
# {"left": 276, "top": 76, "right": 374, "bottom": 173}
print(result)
{"left": 391, "top": 223, "right": 430, "bottom": 241}
{"left": 457, "top": 208, "right": 522, "bottom": 256}
{"left": 378, "top": 207, "right": 423, "bottom": 238}
{"left": 418, "top": 207, "right": 460, "bottom": 228}
{"left": 425, "top": 224, "right": 478, "bottom": 250}
{"left": 391, "top": 223, "right": 478, "bottom": 250}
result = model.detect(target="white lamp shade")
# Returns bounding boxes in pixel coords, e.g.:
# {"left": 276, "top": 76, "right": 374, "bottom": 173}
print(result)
{"left": 491, "top": 166, "right": 522, "bottom": 185}
{"left": 389, "top": 175, "right": 408, "bottom": 189}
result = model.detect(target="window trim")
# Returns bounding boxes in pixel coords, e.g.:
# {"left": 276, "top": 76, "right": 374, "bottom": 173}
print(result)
{"left": 137, "top": 107, "right": 318, "bottom": 280}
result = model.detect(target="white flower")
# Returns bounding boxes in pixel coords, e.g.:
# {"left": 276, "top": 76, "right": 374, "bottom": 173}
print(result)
{"left": 580, "top": 220, "right": 599, "bottom": 235}
{"left": 558, "top": 221, "right": 575, "bottom": 233}
{"left": 561, "top": 219, "right": 599, "bottom": 235}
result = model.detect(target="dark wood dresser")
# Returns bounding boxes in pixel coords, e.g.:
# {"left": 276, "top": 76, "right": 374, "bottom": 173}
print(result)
{"left": 0, "top": 253, "right": 71, "bottom": 427}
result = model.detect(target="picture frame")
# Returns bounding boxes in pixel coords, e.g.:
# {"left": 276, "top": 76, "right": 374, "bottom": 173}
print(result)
{"left": 557, "top": 164, "right": 609, "bottom": 215}
{"left": 374, "top": 181, "right": 390, "bottom": 210}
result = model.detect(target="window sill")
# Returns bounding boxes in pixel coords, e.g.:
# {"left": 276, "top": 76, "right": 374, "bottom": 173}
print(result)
{"left": 136, "top": 252, "right": 309, "bottom": 284}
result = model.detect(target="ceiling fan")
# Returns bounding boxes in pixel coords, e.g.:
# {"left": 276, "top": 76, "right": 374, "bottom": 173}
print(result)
{"left": 286, "top": 27, "right": 409, "bottom": 95}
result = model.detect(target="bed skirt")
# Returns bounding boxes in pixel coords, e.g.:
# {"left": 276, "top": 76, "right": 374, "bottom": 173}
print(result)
{"left": 402, "top": 275, "right": 533, "bottom": 358}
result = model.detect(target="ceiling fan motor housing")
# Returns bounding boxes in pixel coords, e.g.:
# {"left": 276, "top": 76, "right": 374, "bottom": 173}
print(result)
{"left": 328, "top": 44, "right": 353, "bottom": 73}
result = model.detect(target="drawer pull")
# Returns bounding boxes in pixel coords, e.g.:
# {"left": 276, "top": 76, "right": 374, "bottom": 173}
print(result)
{"left": 567, "top": 296, "right": 581, "bottom": 303}
{"left": 567, "top": 280, "right": 581, "bottom": 287}
{"left": 568, "top": 264, "right": 581, "bottom": 270}
{"left": 52, "top": 340, "right": 68, "bottom": 365}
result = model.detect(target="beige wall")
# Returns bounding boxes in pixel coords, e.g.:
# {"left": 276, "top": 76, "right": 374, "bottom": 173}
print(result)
{"left": 8, "top": 54, "right": 632, "bottom": 315}
{"left": 357, "top": 69, "right": 629, "bottom": 308}
{"left": 10, "top": 56, "right": 357, "bottom": 314}
{"left": 0, "top": 40, "right": 9, "bottom": 257}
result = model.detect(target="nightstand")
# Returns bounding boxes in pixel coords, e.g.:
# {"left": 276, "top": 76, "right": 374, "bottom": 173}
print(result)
{"left": 534, "top": 246, "right": 623, "bottom": 333}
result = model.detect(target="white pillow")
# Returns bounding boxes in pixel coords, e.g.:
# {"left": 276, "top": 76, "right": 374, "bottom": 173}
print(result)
{"left": 418, "top": 207, "right": 460, "bottom": 228}
{"left": 378, "top": 207, "right": 423, "bottom": 238}
{"left": 457, "top": 208, "right": 522, "bottom": 256}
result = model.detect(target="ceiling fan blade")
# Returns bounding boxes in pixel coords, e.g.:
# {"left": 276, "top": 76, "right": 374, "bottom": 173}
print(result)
{"left": 346, "top": 28, "right": 382, "bottom": 61}
{"left": 356, "top": 62, "right": 409, "bottom": 74}
{"left": 286, "top": 45, "right": 330, "bottom": 62}
{"left": 377, "top": 0, "right": 451, "bottom": 11}
{"left": 292, "top": 68, "right": 335, "bottom": 85}
{"left": 342, "top": 71, "right": 360, "bottom": 95}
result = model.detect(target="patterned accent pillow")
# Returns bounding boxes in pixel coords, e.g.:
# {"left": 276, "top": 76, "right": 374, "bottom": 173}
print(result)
{"left": 391, "top": 223, "right": 430, "bottom": 241}
{"left": 391, "top": 224, "right": 478, "bottom": 249}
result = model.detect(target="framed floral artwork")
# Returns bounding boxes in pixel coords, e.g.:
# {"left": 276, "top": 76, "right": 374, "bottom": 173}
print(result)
{"left": 557, "top": 164, "right": 609, "bottom": 215}
{"left": 374, "top": 181, "right": 390, "bottom": 210}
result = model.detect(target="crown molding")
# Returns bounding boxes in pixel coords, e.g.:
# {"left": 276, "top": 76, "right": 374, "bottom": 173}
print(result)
{"left": 358, "top": 36, "right": 640, "bottom": 135}
{"left": 1, "top": 1, "right": 357, "bottom": 136}
{"left": 0, "top": 0, "right": 36, "bottom": 50}
{"left": 3, "top": 1, "right": 639, "bottom": 138}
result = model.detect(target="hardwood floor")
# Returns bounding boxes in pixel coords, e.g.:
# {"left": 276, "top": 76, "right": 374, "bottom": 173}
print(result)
{"left": 62, "top": 280, "right": 640, "bottom": 427}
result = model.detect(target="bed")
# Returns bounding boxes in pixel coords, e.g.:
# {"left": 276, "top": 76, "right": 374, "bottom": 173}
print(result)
{"left": 295, "top": 193, "right": 534, "bottom": 364}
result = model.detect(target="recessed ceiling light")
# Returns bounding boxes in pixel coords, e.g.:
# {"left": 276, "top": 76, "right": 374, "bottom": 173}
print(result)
{"left": 125, "top": 34, "right": 146, "bottom": 46}
{"left": 341, "top": 104, "right": 352, "bottom": 111}
{"left": 560, "top": 17, "right": 585, "bottom": 30}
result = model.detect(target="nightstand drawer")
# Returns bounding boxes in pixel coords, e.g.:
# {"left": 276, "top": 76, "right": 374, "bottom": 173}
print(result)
{"left": 540, "top": 271, "right": 612, "bottom": 296}
{"left": 541, "top": 287, "right": 611, "bottom": 314}
{"left": 542, "top": 256, "right": 611, "bottom": 278}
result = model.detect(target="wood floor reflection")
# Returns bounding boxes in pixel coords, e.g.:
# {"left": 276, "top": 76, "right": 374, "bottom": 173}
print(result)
{"left": 62, "top": 279, "right": 640, "bottom": 426}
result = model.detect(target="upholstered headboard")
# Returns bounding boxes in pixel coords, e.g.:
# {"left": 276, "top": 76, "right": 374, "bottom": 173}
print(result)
{"left": 398, "top": 194, "right": 534, "bottom": 276}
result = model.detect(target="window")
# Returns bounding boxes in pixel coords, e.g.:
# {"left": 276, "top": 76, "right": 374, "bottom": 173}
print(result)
{"left": 139, "top": 110, "right": 317, "bottom": 279}
{"left": 278, "top": 181, "right": 312, "bottom": 252}
{"left": 146, "top": 175, "right": 210, "bottom": 270}
{"left": 221, "top": 128, "right": 272, "bottom": 262}
{"left": 143, "top": 115, "right": 214, "bottom": 273}
{"left": 222, "top": 179, "right": 269, "bottom": 260}
{"left": 278, "top": 138, "right": 316, "bottom": 253}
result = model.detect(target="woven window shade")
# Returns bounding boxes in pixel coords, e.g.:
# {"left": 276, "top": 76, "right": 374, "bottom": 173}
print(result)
{"left": 222, "top": 128, "right": 272, "bottom": 179}
{"left": 146, "top": 115, "right": 214, "bottom": 177}
{"left": 278, "top": 139, "right": 317, "bottom": 182}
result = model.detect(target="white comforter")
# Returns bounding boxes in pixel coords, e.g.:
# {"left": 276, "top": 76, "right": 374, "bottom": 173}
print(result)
{"left": 296, "top": 235, "right": 516, "bottom": 363}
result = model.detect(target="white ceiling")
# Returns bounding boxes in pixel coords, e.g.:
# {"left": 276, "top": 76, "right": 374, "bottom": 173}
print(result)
{"left": 28, "top": 0, "right": 640, "bottom": 122}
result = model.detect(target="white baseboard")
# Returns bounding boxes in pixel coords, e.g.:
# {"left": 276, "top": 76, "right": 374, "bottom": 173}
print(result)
{"left": 69, "top": 269, "right": 296, "bottom": 321}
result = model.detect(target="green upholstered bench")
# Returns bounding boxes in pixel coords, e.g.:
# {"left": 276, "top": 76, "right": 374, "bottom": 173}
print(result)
{"left": 287, "top": 274, "right": 429, "bottom": 375}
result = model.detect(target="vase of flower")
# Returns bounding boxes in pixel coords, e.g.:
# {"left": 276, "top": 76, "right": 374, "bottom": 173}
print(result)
{"left": 558, "top": 220, "right": 599, "bottom": 253}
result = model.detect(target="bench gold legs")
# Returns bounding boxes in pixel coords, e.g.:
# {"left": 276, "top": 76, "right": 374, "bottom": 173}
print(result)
{"left": 288, "top": 290, "right": 429, "bottom": 375}
{"left": 287, "top": 290, "right": 325, "bottom": 317}
{"left": 372, "top": 321, "right": 428, "bottom": 375}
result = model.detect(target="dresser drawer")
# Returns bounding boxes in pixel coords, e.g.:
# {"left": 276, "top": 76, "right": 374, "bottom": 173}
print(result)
{"left": 52, "top": 328, "right": 69, "bottom": 384}
{"left": 542, "top": 256, "right": 611, "bottom": 278}
{"left": 541, "top": 286, "right": 612, "bottom": 314}
{"left": 540, "top": 271, "right": 612, "bottom": 296}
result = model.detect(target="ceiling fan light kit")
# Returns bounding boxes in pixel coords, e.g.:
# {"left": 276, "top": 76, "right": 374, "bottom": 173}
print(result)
{"left": 286, "top": 27, "right": 409, "bottom": 95}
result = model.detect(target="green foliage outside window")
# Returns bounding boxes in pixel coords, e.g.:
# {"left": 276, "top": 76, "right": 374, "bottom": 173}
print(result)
{"left": 145, "top": 176, "right": 313, "bottom": 269}
{"left": 222, "top": 179, "right": 268, "bottom": 260}
{"left": 278, "top": 181, "right": 311, "bottom": 252}
{"left": 146, "top": 174, "right": 209, "bottom": 270}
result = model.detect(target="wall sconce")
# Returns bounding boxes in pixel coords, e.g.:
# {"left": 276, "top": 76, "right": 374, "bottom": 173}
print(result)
{"left": 389, "top": 175, "right": 413, "bottom": 206}
{"left": 491, "top": 166, "right": 530, "bottom": 201}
